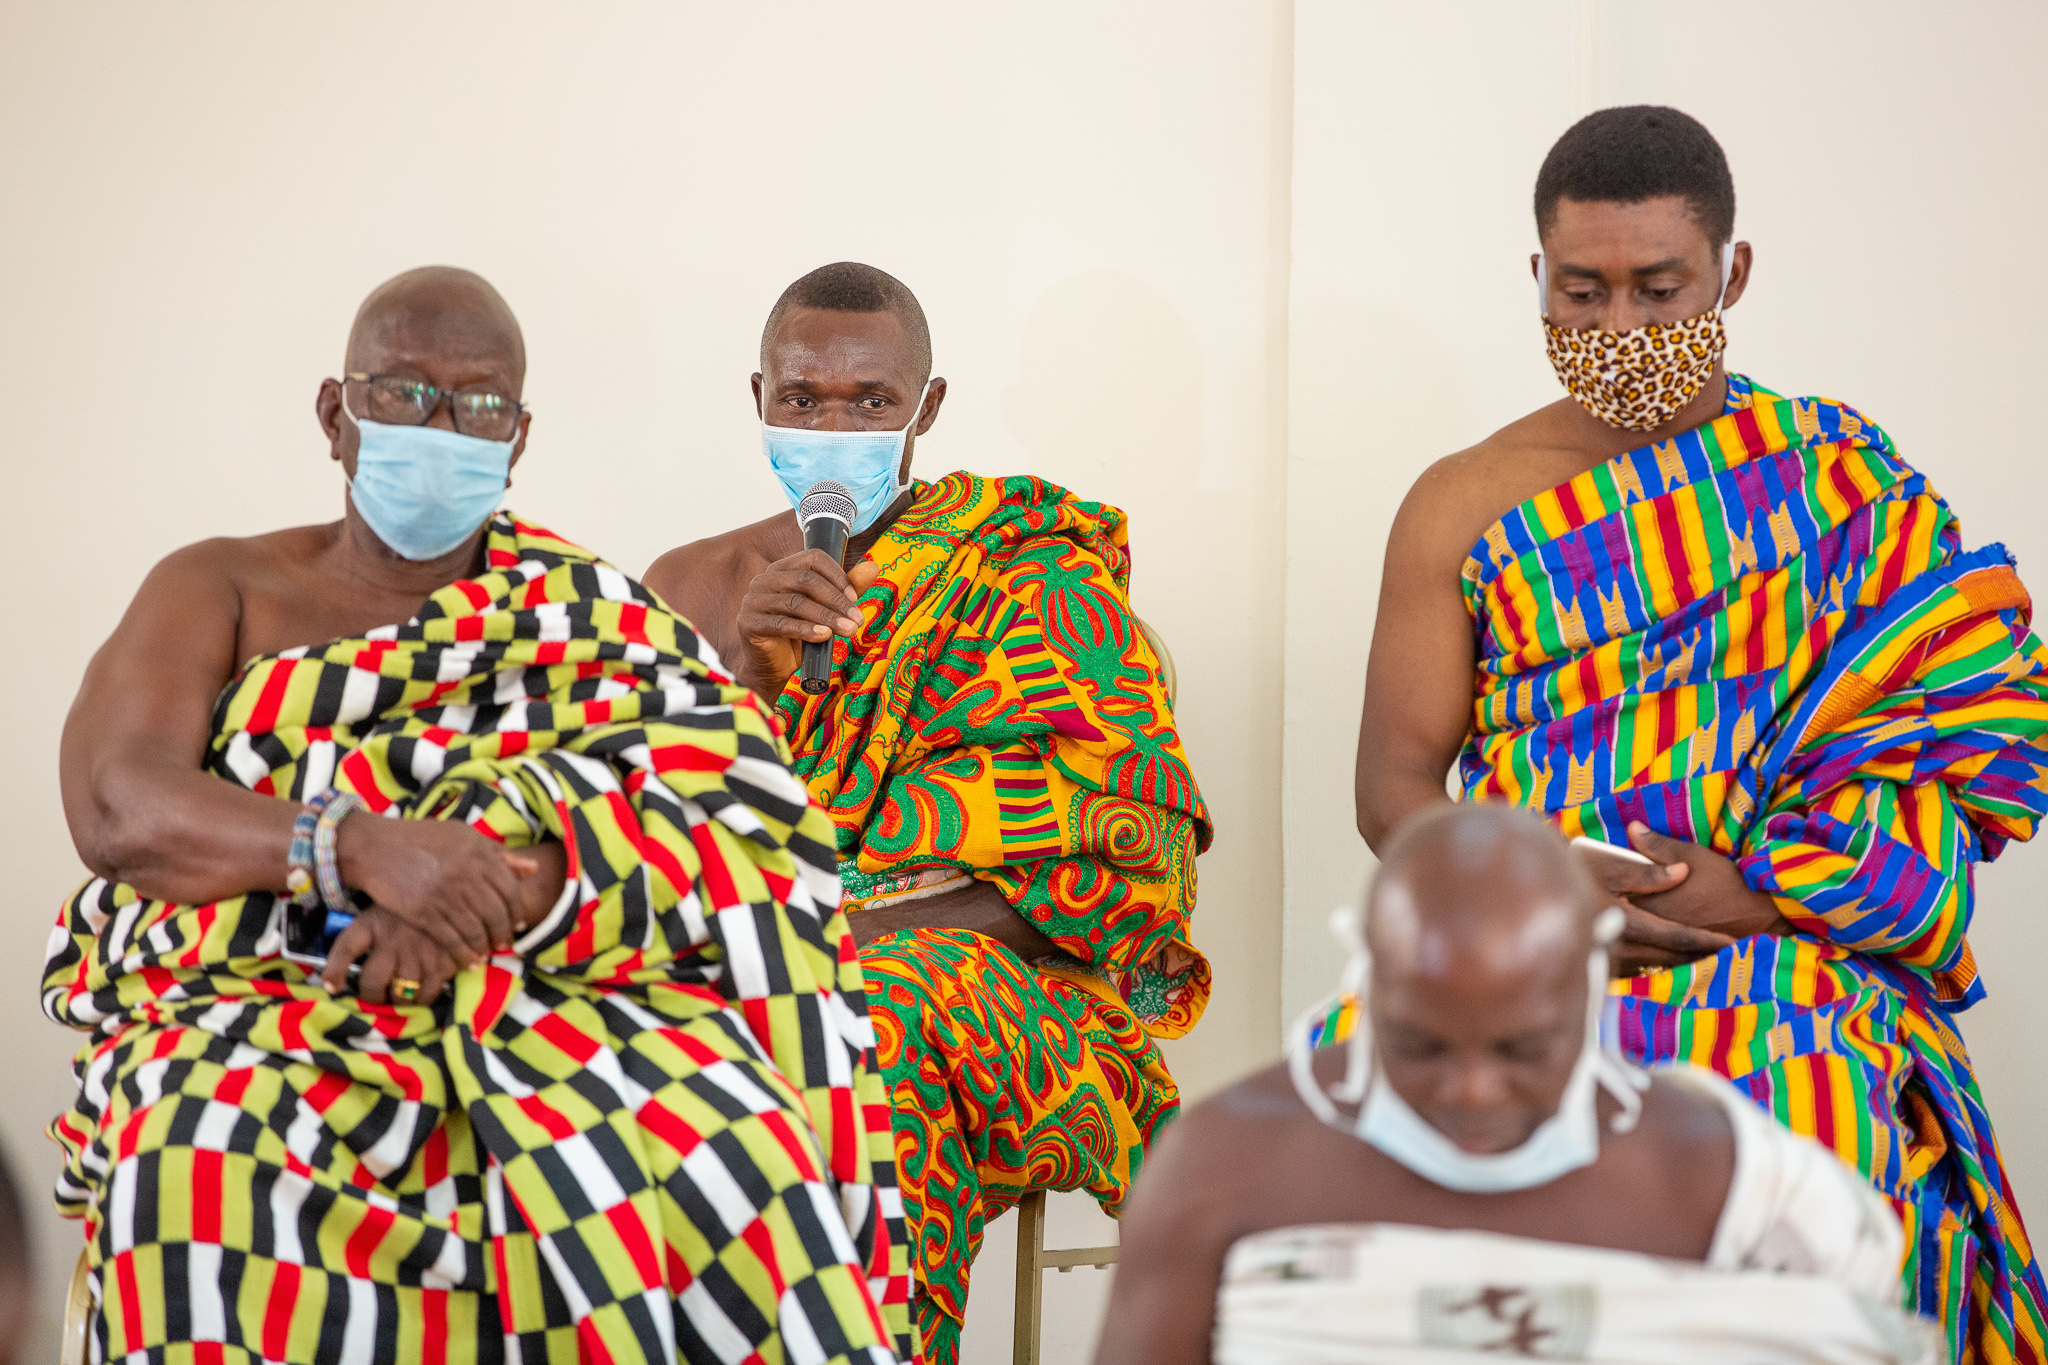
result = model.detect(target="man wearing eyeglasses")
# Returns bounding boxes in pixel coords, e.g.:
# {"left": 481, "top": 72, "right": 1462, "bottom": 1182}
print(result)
{"left": 43, "top": 267, "right": 910, "bottom": 1364}
{"left": 645, "top": 261, "right": 1212, "bottom": 1365}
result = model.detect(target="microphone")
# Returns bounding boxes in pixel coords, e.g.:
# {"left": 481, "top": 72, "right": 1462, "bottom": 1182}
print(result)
{"left": 797, "top": 480, "right": 856, "bottom": 696}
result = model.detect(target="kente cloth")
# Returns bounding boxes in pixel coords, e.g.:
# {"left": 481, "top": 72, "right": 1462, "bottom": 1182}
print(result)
{"left": 1214, "top": 1224, "right": 1943, "bottom": 1365}
{"left": 775, "top": 472, "right": 1212, "bottom": 1363}
{"left": 1455, "top": 373, "right": 2048, "bottom": 1363}
{"left": 41, "top": 512, "right": 911, "bottom": 1365}
{"left": 858, "top": 929, "right": 1178, "bottom": 1365}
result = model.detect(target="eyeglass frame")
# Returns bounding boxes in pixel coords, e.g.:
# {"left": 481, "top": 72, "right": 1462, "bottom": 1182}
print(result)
{"left": 340, "top": 371, "right": 529, "bottom": 439}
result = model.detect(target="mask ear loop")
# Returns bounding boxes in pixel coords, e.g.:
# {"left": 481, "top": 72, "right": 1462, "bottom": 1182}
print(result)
{"left": 1712, "top": 241, "right": 1735, "bottom": 311}
{"left": 1286, "top": 904, "right": 1373, "bottom": 1128}
{"left": 339, "top": 384, "right": 360, "bottom": 494}
{"left": 1327, "top": 906, "right": 1372, "bottom": 1105}
{"left": 1588, "top": 903, "right": 1650, "bottom": 1133}
{"left": 891, "top": 376, "right": 937, "bottom": 498}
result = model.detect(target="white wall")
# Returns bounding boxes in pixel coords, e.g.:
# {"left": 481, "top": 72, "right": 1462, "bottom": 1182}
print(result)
{"left": 6, "top": 2, "right": 2046, "bottom": 1360}
{"left": 1285, "top": 0, "right": 2048, "bottom": 1228}
{"left": 0, "top": 5, "right": 1290, "bottom": 1357}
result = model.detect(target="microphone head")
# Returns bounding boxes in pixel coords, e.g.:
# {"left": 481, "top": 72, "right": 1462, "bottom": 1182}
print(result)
{"left": 797, "top": 479, "right": 856, "bottom": 530}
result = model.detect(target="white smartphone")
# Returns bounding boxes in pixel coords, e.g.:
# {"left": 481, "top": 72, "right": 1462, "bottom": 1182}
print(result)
{"left": 1570, "top": 834, "right": 1656, "bottom": 867}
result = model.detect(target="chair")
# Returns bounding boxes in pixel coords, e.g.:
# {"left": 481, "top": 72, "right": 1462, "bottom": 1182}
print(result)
{"left": 1134, "top": 615, "right": 1176, "bottom": 704}
{"left": 61, "top": 1248, "right": 93, "bottom": 1365}
{"left": 1010, "top": 613, "right": 1174, "bottom": 1365}
{"left": 1012, "top": 1191, "right": 1120, "bottom": 1364}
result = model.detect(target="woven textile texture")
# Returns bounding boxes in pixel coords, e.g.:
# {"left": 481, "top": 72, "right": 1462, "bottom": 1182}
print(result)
{"left": 42, "top": 513, "right": 911, "bottom": 1365}
{"left": 775, "top": 473, "right": 1212, "bottom": 1363}
{"left": 1455, "top": 374, "right": 2048, "bottom": 1364}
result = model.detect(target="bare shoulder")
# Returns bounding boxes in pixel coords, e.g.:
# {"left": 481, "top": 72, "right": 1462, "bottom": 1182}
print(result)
{"left": 1638, "top": 1070, "right": 1735, "bottom": 1141}
{"left": 1158, "top": 1057, "right": 1332, "bottom": 1179}
{"left": 1394, "top": 401, "right": 1587, "bottom": 573}
{"left": 643, "top": 510, "right": 792, "bottom": 616}
{"left": 1121, "top": 1061, "right": 1314, "bottom": 1246}
{"left": 1620, "top": 1070, "right": 1737, "bottom": 1203}
{"left": 69, "top": 523, "right": 340, "bottom": 755}
{"left": 133, "top": 523, "right": 332, "bottom": 618}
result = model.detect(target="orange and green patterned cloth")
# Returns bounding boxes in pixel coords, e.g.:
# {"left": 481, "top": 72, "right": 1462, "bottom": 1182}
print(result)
{"left": 777, "top": 472, "right": 1212, "bottom": 1365}
{"left": 1460, "top": 373, "right": 2048, "bottom": 1362}
{"left": 42, "top": 514, "right": 910, "bottom": 1364}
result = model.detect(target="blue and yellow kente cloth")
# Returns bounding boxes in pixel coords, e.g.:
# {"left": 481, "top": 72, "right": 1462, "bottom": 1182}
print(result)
{"left": 1458, "top": 373, "right": 2048, "bottom": 1362}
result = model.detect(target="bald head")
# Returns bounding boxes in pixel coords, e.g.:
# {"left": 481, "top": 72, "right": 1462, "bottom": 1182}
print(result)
{"left": 1368, "top": 803, "right": 1602, "bottom": 982}
{"left": 345, "top": 266, "right": 526, "bottom": 396}
{"left": 1361, "top": 805, "right": 1608, "bottom": 1151}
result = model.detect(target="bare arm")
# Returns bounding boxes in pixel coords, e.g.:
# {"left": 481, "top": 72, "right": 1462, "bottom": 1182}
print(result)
{"left": 843, "top": 877, "right": 1058, "bottom": 962}
{"left": 1355, "top": 466, "right": 1480, "bottom": 852}
{"left": 1091, "top": 1107, "right": 1238, "bottom": 1365}
{"left": 61, "top": 542, "right": 540, "bottom": 964}
{"left": 1353, "top": 468, "right": 1744, "bottom": 972}
{"left": 61, "top": 542, "right": 302, "bottom": 903}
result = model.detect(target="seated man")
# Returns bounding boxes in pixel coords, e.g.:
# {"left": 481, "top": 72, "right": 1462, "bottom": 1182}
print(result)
{"left": 1355, "top": 106, "right": 2048, "bottom": 1360}
{"left": 44, "top": 267, "right": 909, "bottom": 1364}
{"left": 1097, "top": 804, "right": 1937, "bottom": 1365}
{"left": 645, "top": 261, "right": 1211, "bottom": 1364}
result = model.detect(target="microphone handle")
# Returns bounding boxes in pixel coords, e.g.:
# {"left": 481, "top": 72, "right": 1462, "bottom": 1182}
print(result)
{"left": 798, "top": 518, "right": 851, "bottom": 696}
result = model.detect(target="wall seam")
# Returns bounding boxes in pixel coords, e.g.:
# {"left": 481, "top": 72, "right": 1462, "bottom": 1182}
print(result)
{"left": 1269, "top": 0, "right": 1296, "bottom": 1049}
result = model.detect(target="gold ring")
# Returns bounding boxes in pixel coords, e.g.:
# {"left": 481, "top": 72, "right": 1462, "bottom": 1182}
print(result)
{"left": 391, "top": 978, "right": 423, "bottom": 1004}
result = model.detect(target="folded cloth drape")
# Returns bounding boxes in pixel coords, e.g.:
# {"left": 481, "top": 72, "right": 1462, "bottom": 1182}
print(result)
{"left": 1456, "top": 374, "right": 2048, "bottom": 1363}
{"left": 41, "top": 512, "right": 910, "bottom": 1365}
{"left": 775, "top": 472, "right": 1213, "bottom": 1365}
{"left": 1215, "top": 1222, "right": 1942, "bottom": 1365}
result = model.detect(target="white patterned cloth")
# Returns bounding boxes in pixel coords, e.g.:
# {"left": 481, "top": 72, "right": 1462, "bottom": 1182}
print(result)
{"left": 1214, "top": 1065, "right": 1939, "bottom": 1364}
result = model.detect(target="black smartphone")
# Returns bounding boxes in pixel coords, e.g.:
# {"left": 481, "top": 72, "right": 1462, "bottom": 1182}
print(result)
{"left": 280, "top": 893, "right": 368, "bottom": 973}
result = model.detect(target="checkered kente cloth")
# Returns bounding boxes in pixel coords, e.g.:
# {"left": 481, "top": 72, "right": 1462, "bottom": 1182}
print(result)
{"left": 40, "top": 513, "right": 911, "bottom": 1364}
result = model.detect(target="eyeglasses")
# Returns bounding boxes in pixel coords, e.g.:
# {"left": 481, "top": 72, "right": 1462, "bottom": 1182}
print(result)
{"left": 343, "top": 372, "right": 524, "bottom": 441}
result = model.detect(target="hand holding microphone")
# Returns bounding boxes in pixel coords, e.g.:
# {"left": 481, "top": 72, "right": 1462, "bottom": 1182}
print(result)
{"left": 796, "top": 481, "right": 856, "bottom": 694}
{"left": 730, "top": 479, "right": 879, "bottom": 700}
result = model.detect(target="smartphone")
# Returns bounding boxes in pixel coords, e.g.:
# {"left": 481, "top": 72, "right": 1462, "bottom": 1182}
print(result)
{"left": 281, "top": 893, "right": 368, "bottom": 973}
{"left": 1570, "top": 834, "right": 1656, "bottom": 867}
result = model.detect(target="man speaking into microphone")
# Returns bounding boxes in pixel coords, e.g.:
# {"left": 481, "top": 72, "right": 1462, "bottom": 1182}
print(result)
{"left": 645, "top": 261, "right": 1212, "bottom": 1365}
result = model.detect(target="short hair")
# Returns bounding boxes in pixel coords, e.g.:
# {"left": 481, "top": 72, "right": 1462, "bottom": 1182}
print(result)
{"left": 759, "top": 262, "right": 932, "bottom": 385}
{"left": 1534, "top": 105, "right": 1735, "bottom": 246}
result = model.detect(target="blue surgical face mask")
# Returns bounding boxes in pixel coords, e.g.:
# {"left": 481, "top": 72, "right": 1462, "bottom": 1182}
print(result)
{"left": 342, "top": 391, "right": 516, "bottom": 561}
{"left": 1288, "top": 903, "right": 1646, "bottom": 1193}
{"left": 762, "top": 377, "right": 935, "bottom": 534}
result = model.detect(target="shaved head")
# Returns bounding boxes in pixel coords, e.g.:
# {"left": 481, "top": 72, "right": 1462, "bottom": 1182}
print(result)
{"left": 344, "top": 266, "right": 526, "bottom": 396}
{"left": 760, "top": 262, "right": 931, "bottom": 385}
{"left": 1362, "top": 804, "right": 1608, "bottom": 1152}
{"left": 1369, "top": 803, "right": 1602, "bottom": 982}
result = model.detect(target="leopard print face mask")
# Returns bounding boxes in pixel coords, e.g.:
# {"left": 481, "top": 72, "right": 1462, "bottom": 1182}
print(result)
{"left": 1539, "top": 244, "right": 1733, "bottom": 432}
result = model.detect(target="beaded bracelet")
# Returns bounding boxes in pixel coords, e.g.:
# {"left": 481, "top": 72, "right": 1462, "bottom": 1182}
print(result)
{"left": 313, "top": 792, "right": 366, "bottom": 912}
{"left": 286, "top": 789, "right": 364, "bottom": 911}
{"left": 286, "top": 794, "right": 330, "bottom": 908}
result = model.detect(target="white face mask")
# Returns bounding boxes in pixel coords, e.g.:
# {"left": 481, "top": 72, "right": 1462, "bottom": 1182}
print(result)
{"left": 1287, "top": 904, "right": 1647, "bottom": 1193}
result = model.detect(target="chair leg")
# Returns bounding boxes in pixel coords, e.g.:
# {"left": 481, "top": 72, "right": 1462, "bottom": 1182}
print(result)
{"left": 62, "top": 1247, "right": 94, "bottom": 1365}
{"left": 1012, "top": 1190, "right": 1046, "bottom": 1365}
